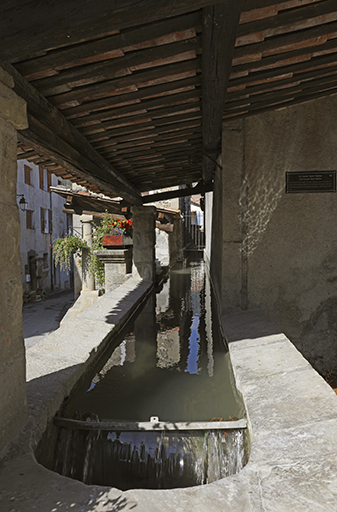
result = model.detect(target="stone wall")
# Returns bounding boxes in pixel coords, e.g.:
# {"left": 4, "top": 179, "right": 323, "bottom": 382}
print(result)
{"left": 0, "top": 69, "right": 28, "bottom": 453}
{"left": 211, "top": 94, "right": 337, "bottom": 375}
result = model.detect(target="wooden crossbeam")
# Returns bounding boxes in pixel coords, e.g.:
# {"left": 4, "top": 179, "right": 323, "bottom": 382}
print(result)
{"left": 3, "top": 63, "right": 142, "bottom": 204}
{"left": 202, "top": 1, "right": 245, "bottom": 184}
{"left": 142, "top": 182, "right": 213, "bottom": 203}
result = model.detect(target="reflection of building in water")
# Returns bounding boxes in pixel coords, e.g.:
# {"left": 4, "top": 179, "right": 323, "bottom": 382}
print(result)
{"left": 93, "top": 261, "right": 212, "bottom": 377}
{"left": 156, "top": 280, "right": 170, "bottom": 315}
{"left": 91, "top": 334, "right": 136, "bottom": 387}
{"left": 155, "top": 260, "right": 212, "bottom": 376}
{"left": 157, "top": 327, "right": 180, "bottom": 369}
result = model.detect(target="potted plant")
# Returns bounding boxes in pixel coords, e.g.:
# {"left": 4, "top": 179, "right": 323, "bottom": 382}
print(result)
{"left": 52, "top": 234, "right": 89, "bottom": 272}
{"left": 90, "top": 212, "right": 133, "bottom": 286}
{"left": 101, "top": 218, "right": 133, "bottom": 248}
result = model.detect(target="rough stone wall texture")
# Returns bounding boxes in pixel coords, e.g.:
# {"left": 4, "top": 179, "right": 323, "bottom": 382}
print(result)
{"left": 0, "top": 116, "right": 27, "bottom": 453}
{"left": 168, "top": 216, "right": 183, "bottom": 266}
{"left": 131, "top": 206, "right": 156, "bottom": 281}
{"left": 214, "top": 95, "right": 337, "bottom": 375}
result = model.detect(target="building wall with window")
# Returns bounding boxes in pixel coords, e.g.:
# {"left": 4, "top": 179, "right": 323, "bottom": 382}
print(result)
{"left": 17, "top": 159, "right": 72, "bottom": 297}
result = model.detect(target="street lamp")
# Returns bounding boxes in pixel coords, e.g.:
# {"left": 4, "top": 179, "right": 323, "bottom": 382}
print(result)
{"left": 17, "top": 194, "right": 28, "bottom": 212}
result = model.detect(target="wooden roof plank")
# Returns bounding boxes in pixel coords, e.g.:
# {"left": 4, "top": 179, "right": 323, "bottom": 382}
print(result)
{"left": 15, "top": 11, "right": 202, "bottom": 80}
{"left": 31, "top": 37, "right": 201, "bottom": 95}
{"left": 238, "top": 0, "right": 337, "bottom": 39}
{"left": 3, "top": 62, "right": 142, "bottom": 204}
{"left": 0, "top": 0, "right": 231, "bottom": 62}
{"left": 62, "top": 75, "right": 201, "bottom": 119}
{"left": 49, "top": 58, "right": 201, "bottom": 106}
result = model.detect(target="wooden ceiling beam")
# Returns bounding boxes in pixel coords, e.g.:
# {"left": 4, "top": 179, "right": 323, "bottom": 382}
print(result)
{"left": 50, "top": 58, "right": 201, "bottom": 106}
{"left": 228, "top": 67, "right": 337, "bottom": 103}
{"left": 71, "top": 88, "right": 201, "bottom": 128}
{"left": 233, "top": 18, "right": 337, "bottom": 63}
{"left": 31, "top": 37, "right": 201, "bottom": 95}
{"left": 62, "top": 75, "right": 202, "bottom": 119}
{"left": 238, "top": 0, "right": 337, "bottom": 39}
{"left": 202, "top": 1, "right": 245, "bottom": 184}
{"left": 15, "top": 11, "right": 202, "bottom": 81}
{"left": 142, "top": 181, "right": 213, "bottom": 203}
{"left": 229, "top": 50, "right": 337, "bottom": 89}
{"left": 231, "top": 37, "right": 337, "bottom": 77}
{"left": 3, "top": 62, "right": 142, "bottom": 204}
{"left": 88, "top": 119, "right": 202, "bottom": 145}
{"left": 0, "top": 0, "right": 233, "bottom": 63}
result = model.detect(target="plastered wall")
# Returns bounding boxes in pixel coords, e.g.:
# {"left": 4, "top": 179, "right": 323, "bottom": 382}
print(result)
{"left": 210, "top": 94, "right": 337, "bottom": 375}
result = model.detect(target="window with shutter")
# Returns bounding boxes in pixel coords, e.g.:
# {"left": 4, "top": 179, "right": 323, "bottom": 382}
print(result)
{"left": 26, "top": 210, "right": 33, "bottom": 229}
{"left": 39, "top": 167, "right": 44, "bottom": 190}
{"left": 47, "top": 171, "right": 52, "bottom": 191}
{"left": 24, "top": 165, "right": 32, "bottom": 185}
{"left": 49, "top": 209, "right": 53, "bottom": 233}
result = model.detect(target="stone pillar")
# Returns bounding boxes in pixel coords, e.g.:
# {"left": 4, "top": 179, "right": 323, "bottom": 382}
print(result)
{"left": 0, "top": 67, "right": 29, "bottom": 452}
{"left": 79, "top": 214, "right": 102, "bottom": 310}
{"left": 169, "top": 215, "right": 183, "bottom": 266}
{"left": 131, "top": 206, "right": 156, "bottom": 281}
{"left": 210, "top": 119, "right": 245, "bottom": 314}
{"left": 80, "top": 215, "right": 94, "bottom": 292}
{"left": 94, "top": 248, "right": 132, "bottom": 293}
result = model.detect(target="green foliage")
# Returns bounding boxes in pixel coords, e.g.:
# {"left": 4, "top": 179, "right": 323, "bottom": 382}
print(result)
{"left": 52, "top": 234, "right": 88, "bottom": 272}
{"left": 90, "top": 212, "right": 133, "bottom": 287}
{"left": 52, "top": 213, "right": 133, "bottom": 287}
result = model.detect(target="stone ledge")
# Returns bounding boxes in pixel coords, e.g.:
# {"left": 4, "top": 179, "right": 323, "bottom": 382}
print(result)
{"left": 1, "top": 306, "right": 337, "bottom": 511}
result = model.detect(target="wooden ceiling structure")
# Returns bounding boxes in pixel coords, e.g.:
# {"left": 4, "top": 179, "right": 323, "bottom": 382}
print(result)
{"left": 2, "top": 0, "right": 337, "bottom": 204}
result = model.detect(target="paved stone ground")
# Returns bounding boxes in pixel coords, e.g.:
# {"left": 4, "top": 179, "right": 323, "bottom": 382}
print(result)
{"left": 23, "top": 290, "right": 76, "bottom": 349}
{"left": 1, "top": 285, "right": 337, "bottom": 511}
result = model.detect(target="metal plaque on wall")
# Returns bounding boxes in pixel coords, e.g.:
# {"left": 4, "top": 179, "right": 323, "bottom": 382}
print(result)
{"left": 286, "top": 171, "right": 336, "bottom": 193}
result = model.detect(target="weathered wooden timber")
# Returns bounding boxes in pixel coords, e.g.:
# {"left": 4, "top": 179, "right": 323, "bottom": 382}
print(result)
{"left": 0, "top": 0, "right": 232, "bottom": 62}
{"left": 3, "top": 63, "right": 142, "bottom": 204}
{"left": 142, "top": 182, "right": 213, "bottom": 204}
{"left": 202, "top": 1, "right": 245, "bottom": 184}
{"left": 2, "top": 0, "right": 336, "bottom": 197}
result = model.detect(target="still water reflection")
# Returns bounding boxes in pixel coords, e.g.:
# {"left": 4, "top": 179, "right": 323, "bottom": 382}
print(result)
{"left": 64, "top": 259, "right": 244, "bottom": 423}
{"left": 51, "top": 258, "right": 247, "bottom": 489}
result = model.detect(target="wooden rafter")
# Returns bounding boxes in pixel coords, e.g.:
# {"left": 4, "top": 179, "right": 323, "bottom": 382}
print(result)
{"left": 3, "top": 0, "right": 337, "bottom": 197}
{"left": 4, "top": 62, "right": 142, "bottom": 204}
{"left": 0, "top": 0, "right": 233, "bottom": 63}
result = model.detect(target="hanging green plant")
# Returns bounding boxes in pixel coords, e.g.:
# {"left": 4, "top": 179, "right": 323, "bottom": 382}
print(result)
{"left": 52, "top": 234, "right": 89, "bottom": 272}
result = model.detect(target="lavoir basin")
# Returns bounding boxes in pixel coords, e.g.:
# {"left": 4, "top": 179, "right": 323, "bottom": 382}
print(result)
{"left": 37, "top": 258, "right": 248, "bottom": 490}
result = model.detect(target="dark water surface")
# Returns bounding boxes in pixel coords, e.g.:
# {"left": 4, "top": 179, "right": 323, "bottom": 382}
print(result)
{"left": 50, "top": 258, "right": 247, "bottom": 489}
{"left": 64, "top": 259, "right": 244, "bottom": 423}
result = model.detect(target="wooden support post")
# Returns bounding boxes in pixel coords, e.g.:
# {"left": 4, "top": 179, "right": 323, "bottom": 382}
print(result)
{"left": 202, "top": 1, "right": 244, "bottom": 184}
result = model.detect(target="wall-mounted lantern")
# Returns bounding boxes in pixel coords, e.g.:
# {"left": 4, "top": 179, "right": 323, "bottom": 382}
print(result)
{"left": 17, "top": 194, "right": 28, "bottom": 212}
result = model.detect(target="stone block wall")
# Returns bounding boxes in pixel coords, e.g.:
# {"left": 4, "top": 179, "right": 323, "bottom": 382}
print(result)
{"left": 0, "top": 70, "right": 28, "bottom": 453}
{"left": 210, "top": 94, "right": 337, "bottom": 375}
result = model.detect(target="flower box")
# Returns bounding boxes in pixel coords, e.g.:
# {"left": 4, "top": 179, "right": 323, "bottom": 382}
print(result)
{"left": 102, "top": 235, "right": 132, "bottom": 248}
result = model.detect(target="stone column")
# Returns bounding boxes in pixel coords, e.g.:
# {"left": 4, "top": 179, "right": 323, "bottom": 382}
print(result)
{"left": 79, "top": 214, "right": 101, "bottom": 310}
{"left": 131, "top": 206, "right": 156, "bottom": 281}
{"left": 94, "top": 248, "right": 132, "bottom": 293}
{"left": 80, "top": 214, "right": 94, "bottom": 291}
{"left": 0, "top": 67, "right": 29, "bottom": 452}
{"left": 169, "top": 215, "right": 183, "bottom": 266}
{"left": 210, "top": 119, "right": 246, "bottom": 314}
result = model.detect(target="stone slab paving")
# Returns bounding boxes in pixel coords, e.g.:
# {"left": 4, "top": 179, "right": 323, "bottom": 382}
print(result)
{"left": 1, "top": 301, "right": 337, "bottom": 511}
